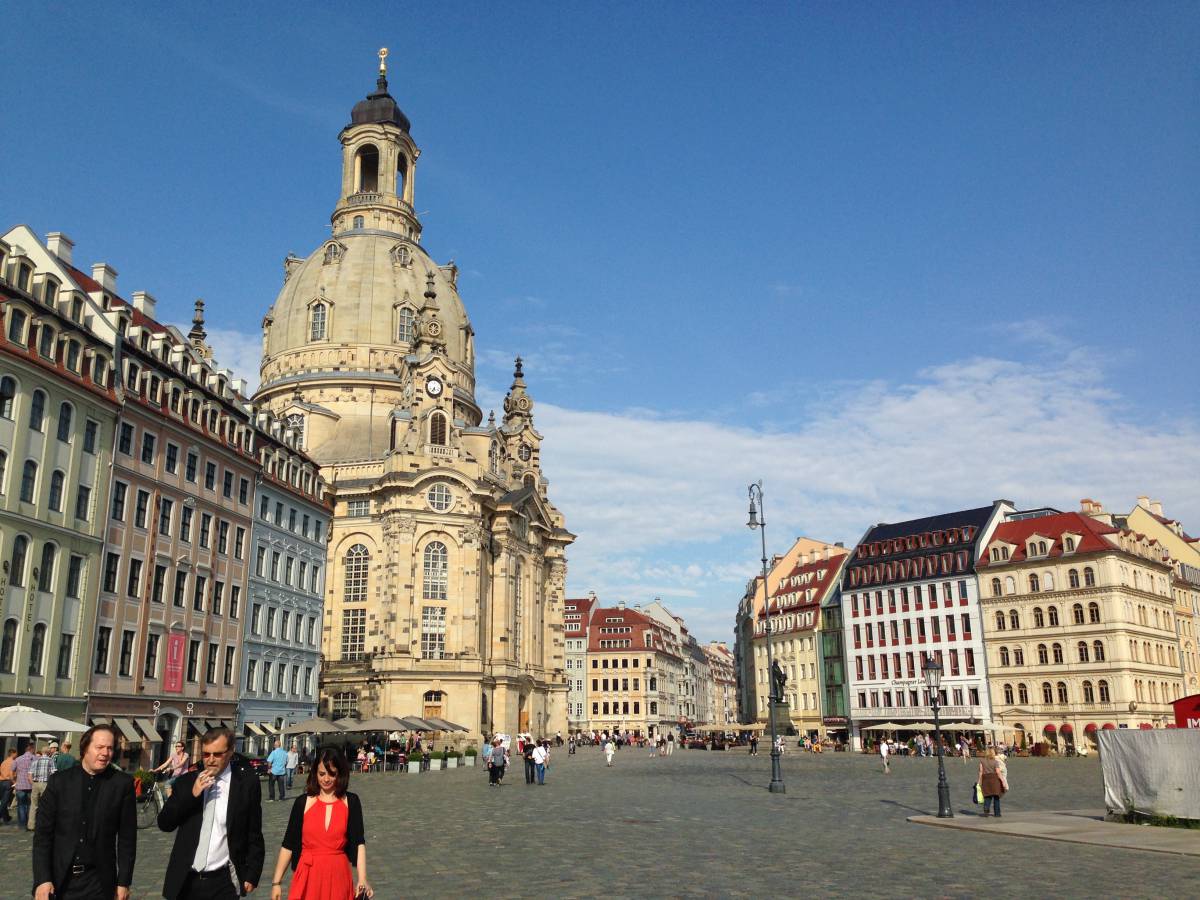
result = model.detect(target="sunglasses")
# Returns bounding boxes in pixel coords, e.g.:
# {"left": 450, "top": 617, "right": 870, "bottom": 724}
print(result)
{"left": 200, "top": 749, "right": 231, "bottom": 759}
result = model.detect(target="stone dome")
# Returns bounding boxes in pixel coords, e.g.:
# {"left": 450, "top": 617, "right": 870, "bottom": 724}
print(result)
{"left": 349, "top": 76, "right": 411, "bottom": 132}
{"left": 260, "top": 230, "right": 473, "bottom": 383}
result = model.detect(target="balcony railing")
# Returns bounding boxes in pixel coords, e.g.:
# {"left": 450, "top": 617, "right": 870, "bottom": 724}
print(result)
{"left": 347, "top": 192, "right": 382, "bottom": 206}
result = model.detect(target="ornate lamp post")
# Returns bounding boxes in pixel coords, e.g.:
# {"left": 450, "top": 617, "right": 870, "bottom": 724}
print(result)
{"left": 747, "top": 481, "right": 785, "bottom": 794}
{"left": 922, "top": 654, "right": 953, "bottom": 817}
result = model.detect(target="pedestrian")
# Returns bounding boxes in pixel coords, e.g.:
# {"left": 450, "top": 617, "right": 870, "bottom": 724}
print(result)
{"left": 157, "top": 726, "right": 265, "bottom": 899}
{"left": 31, "top": 724, "right": 137, "bottom": 900}
{"left": 523, "top": 739, "right": 537, "bottom": 784}
{"left": 978, "top": 748, "right": 1007, "bottom": 817}
{"left": 666, "top": 732, "right": 675, "bottom": 756}
{"left": 533, "top": 739, "right": 549, "bottom": 785}
{"left": 154, "top": 741, "right": 192, "bottom": 796}
{"left": 54, "top": 741, "right": 77, "bottom": 772}
{"left": 748, "top": 735, "right": 758, "bottom": 756}
{"left": 268, "top": 747, "right": 373, "bottom": 900}
{"left": 567, "top": 736, "right": 576, "bottom": 756}
{"left": 481, "top": 740, "right": 493, "bottom": 776}
{"left": 14, "top": 741, "right": 37, "bottom": 829}
{"left": 0, "top": 747, "right": 16, "bottom": 824}
{"left": 267, "top": 738, "right": 289, "bottom": 801}
{"left": 648, "top": 736, "right": 657, "bottom": 758}
{"left": 880, "top": 738, "right": 891, "bottom": 774}
{"left": 29, "top": 743, "right": 56, "bottom": 831}
{"left": 604, "top": 739, "right": 615, "bottom": 767}
{"left": 286, "top": 743, "right": 299, "bottom": 788}
{"left": 487, "top": 738, "right": 507, "bottom": 787}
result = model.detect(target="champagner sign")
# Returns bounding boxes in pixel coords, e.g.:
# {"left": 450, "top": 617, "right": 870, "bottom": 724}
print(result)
{"left": 164, "top": 633, "right": 186, "bottom": 693}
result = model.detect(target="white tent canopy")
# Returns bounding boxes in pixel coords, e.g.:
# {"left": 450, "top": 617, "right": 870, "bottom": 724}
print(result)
{"left": 0, "top": 704, "right": 89, "bottom": 736}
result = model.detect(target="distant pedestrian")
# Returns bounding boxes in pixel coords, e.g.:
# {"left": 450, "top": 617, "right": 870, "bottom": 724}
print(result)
{"left": 153, "top": 742, "right": 191, "bottom": 796}
{"left": 0, "top": 747, "right": 15, "bottom": 824}
{"left": 604, "top": 740, "right": 615, "bottom": 767}
{"left": 523, "top": 740, "right": 537, "bottom": 785}
{"left": 481, "top": 740, "right": 493, "bottom": 776}
{"left": 13, "top": 743, "right": 37, "bottom": 829}
{"left": 978, "top": 748, "right": 1007, "bottom": 817}
{"left": 267, "top": 739, "right": 289, "bottom": 801}
{"left": 286, "top": 743, "right": 299, "bottom": 788}
{"left": 567, "top": 737, "right": 576, "bottom": 756}
{"left": 29, "top": 745, "right": 55, "bottom": 831}
{"left": 749, "top": 735, "right": 758, "bottom": 756}
{"left": 32, "top": 724, "right": 136, "bottom": 900}
{"left": 880, "top": 739, "right": 891, "bottom": 774}
{"left": 53, "top": 742, "right": 76, "bottom": 772}
{"left": 666, "top": 732, "right": 675, "bottom": 756}
{"left": 488, "top": 739, "right": 507, "bottom": 787}
{"left": 533, "top": 740, "right": 549, "bottom": 785}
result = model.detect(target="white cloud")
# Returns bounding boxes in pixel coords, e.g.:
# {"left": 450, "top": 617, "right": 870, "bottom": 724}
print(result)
{"left": 196, "top": 326, "right": 264, "bottom": 393}
{"left": 539, "top": 352, "right": 1200, "bottom": 641}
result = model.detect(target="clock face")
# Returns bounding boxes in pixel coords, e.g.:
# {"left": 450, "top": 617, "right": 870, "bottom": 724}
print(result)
{"left": 518, "top": 443, "right": 532, "bottom": 461}
{"left": 425, "top": 376, "right": 443, "bottom": 397}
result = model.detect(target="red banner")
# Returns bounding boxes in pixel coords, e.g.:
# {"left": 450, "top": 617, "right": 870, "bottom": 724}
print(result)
{"left": 1173, "top": 693, "right": 1200, "bottom": 728}
{"left": 164, "top": 633, "right": 186, "bottom": 693}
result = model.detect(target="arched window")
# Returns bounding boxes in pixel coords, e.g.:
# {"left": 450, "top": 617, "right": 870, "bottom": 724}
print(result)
{"left": 356, "top": 145, "right": 380, "bottom": 192}
{"left": 1029, "top": 574, "right": 1040, "bottom": 593}
{"left": 429, "top": 411, "right": 447, "bottom": 446}
{"left": 0, "top": 619, "right": 18, "bottom": 673}
{"left": 20, "top": 460, "right": 38, "bottom": 502}
{"left": 1037, "top": 643, "right": 1049, "bottom": 665}
{"left": 1013, "top": 647, "right": 1025, "bottom": 665}
{"left": 1072, "top": 603, "right": 1084, "bottom": 625}
{"left": 999, "top": 646, "right": 1010, "bottom": 666}
{"left": 397, "top": 307, "right": 415, "bottom": 343}
{"left": 1005, "top": 576, "right": 1016, "bottom": 595}
{"left": 0, "top": 375, "right": 15, "bottom": 418}
{"left": 1068, "top": 569, "right": 1080, "bottom": 589}
{"left": 1018, "top": 683, "right": 1029, "bottom": 704}
{"left": 489, "top": 441, "right": 501, "bottom": 474}
{"left": 1083, "top": 567, "right": 1095, "bottom": 587}
{"left": 28, "top": 623, "right": 46, "bottom": 676}
{"left": 343, "top": 544, "right": 370, "bottom": 604}
{"left": 309, "top": 302, "right": 327, "bottom": 341}
{"left": 1056, "top": 682, "right": 1068, "bottom": 704}
{"left": 1082, "top": 680, "right": 1094, "bottom": 703}
{"left": 0, "top": 449, "right": 7, "bottom": 493}
{"left": 995, "top": 611, "right": 1006, "bottom": 631}
{"left": 1003, "top": 683, "right": 1014, "bottom": 704}
{"left": 1009, "top": 609, "right": 1020, "bottom": 629}
{"left": 284, "top": 413, "right": 305, "bottom": 448}
{"left": 38, "top": 543, "right": 56, "bottom": 592}
{"left": 1041, "top": 682, "right": 1053, "bottom": 703}
{"left": 1077, "top": 641, "right": 1089, "bottom": 662}
{"left": 56, "top": 402, "right": 73, "bottom": 442}
{"left": 1052, "top": 642, "right": 1063, "bottom": 664}
{"left": 1038, "top": 541, "right": 1047, "bottom": 555}
{"left": 1093, "top": 640, "right": 1105, "bottom": 662}
{"left": 1098, "top": 679, "right": 1110, "bottom": 702}
{"left": 397, "top": 154, "right": 408, "bottom": 200}
{"left": 352, "top": 215, "right": 364, "bottom": 229}
{"left": 522, "top": 472, "right": 536, "bottom": 489}
{"left": 1033, "top": 607, "right": 1044, "bottom": 628}
{"left": 29, "top": 389, "right": 46, "bottom": 431}
{"left": 1048, "top": 606, "right": 1060, "bottom": 627}
{"left": 1133, "top": 571, "right": 1141, "bottom": 590}
{"left": 991, "top": 577, "right": 1002, "bottom": 597}
{"left": 9, "top": 536, "right": 29, "bottom": 587}
{"left": 423, "top": 541, "right": 448, "bottom": 601}
{"left": 48, "top": 470, "right": 64, "bottom": 511}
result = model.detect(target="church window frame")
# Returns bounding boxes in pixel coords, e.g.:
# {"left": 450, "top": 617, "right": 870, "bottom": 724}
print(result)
{"left": 422, "top": 541, "right": 448, "bottom": 601}
{"left": 429, "top": 411, "right": 447, "bottom": 446}
{"left": 426, "top": 483, "right": 452, "bottom": 512}
{"left": 331, "top": 691, "right": 358, "bottom": 718}
{"left": 340, "top": 609, "right": 366, "bottom": 661}
{"left": 352, "top": 215, "right": 364, "bottom": 230}
{"left": 354, "top": 144, "right": 380, "bottom": 193}
{"left": 395, "top": 304, "right": 416, "bottom": 343}
{"left": 284, "top": 413, "right": 305, "bottom": 449}
{"left": 390, "top": 244, "right": 411, "bottom": 268}
{"left": 343, "top": 544, "right": 370, "bottom": 604}
{"left": 421, "top": 605, "right": 447, "bottom": 660}
{"left": 309, "top": 300, "right": 329, "bottom": 342}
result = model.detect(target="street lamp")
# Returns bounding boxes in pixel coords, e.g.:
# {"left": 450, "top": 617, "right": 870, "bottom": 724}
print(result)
{"left": 922, "top": 654, "right": 953, "bottom": 818}
{"left": 747, "top": 481, "right": 785, "bottom": 794}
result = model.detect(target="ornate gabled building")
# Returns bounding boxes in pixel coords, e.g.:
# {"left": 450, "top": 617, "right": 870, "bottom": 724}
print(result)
{"left": 253, "top": 54, "right": 573, "bottom": 740}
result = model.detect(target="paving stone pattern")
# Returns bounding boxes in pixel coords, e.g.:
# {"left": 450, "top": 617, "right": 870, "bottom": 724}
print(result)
{"left": 2, "top": 748, "right": 1197, "bottom": 898}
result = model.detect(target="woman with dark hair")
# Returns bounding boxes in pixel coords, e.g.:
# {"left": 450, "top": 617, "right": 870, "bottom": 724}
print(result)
{"left": 268, "top": 748, "right": 373, "bottom": 899}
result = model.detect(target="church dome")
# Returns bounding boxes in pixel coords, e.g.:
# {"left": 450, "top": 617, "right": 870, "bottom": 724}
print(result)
{"left": 349, "top": 75, "right": 411, "bottom": 132}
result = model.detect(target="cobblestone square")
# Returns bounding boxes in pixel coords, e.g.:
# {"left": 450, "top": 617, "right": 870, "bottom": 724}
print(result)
{"left": 3, "top": 748, "right": 1197, "bottom": 898}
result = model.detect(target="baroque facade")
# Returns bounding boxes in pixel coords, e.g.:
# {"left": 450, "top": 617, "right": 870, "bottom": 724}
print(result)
{"left": 253, "top": 59, "right": 573, "bottom": 740}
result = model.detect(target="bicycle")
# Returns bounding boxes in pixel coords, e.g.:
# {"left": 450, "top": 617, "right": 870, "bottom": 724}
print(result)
{"left": 135, "top": 779, "right": 166, "bottom": 830}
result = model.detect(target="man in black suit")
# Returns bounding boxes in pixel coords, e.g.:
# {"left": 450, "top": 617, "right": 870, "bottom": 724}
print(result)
{"left": 158, "top": 727, "right": 264, "bottom": 899}
{"left": 32, "top": 724, "right": 136, "bottom": 899}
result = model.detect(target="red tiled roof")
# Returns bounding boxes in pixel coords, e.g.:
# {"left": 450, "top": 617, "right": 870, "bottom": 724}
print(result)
{"left": 979, "top": 512, "right": 1118, "bottom": 566}
{"left": 766, "top": 550, "right": 847, "bottom": 618}
{"left": 587, "top": 607, "right": 678, "bottom": 656}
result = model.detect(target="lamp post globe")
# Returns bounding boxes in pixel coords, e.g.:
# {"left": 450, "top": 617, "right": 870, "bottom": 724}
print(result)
{"left": 747, "top": 481, "right": 785, "bottom": 794}
{"left": 922, "top": 654, "right": 954, "bottom": 818}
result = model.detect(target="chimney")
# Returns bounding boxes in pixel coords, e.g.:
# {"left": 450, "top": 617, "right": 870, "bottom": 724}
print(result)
{"left": 45, "top": 232, "right": 74, "bottom": 264}
{"left": 1137, "top": 496, "right": 1151, "bottom": 511}
{"left": 823, "top": 547, "right": 831, "bottom": 560}
{"left": 1150, "top": 500, "right": 1164, "bottom": 517}
{"left": 800, "top": 553, "right": 809, "bottom": 566}
{"left": 91, "top": 263, "right": 118, "bottom": 292}
{"left": 617, "top": 600, "right": 626, "bottom": 611}
{"left": 131, "top": 291, "right": 157, "bottom": 319}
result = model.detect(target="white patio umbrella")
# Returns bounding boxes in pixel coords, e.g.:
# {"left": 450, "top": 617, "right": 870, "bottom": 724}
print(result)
{"left": 0, "top": 704, "right": 90, "bottom": 736}
{"left": 282, "top": 717, "right": 345, "bottom": 735}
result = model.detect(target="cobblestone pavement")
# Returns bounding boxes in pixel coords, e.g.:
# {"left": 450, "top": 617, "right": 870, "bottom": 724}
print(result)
{"left": 2, "top": 747, "right": 1197, "bottom": 898}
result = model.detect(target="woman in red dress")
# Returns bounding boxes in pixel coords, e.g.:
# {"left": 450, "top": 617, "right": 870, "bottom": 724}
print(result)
{"left": 269, "top": 748, "right": 374, "bottom": 899}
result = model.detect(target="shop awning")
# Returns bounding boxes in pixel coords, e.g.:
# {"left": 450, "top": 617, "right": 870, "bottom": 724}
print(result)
{"left": 134, "top": 718, "right": 162, "bottom": 742}
{"left": 186, "top": 719, "right": 206, "bottom": 736}
{"left": 1043, "top": 724, "right": 1057, "bottom": 733}
{"left": 1060, "top": 724, "right": 1074, "bottom": 734}
{"left": 113, "top": 717, "right": 143, "bottom": 744}
{"left": 89, "top": 716, "right": 112, "bottom": 726}
{"left": 260, "top": 722, "right": 277, "bottom": 735}
{"left": 1084, "top": 723, "right": 1098, "bottom": 733}
{"left": 205, "top": 719, "right": 223, "bottom": 730}
{"left": 1102, "top": 723, "right": 1116, "bottom": 730}
{"left": 245, "top": 722, "right": 265, "bottom": 737}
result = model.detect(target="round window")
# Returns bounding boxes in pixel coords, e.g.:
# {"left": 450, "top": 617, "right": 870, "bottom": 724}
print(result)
{"left": 427, "top": 484, "right": 452, "bottom": 511}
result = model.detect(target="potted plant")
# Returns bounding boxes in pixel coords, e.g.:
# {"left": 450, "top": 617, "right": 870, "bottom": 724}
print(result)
{"left": 406, "top": 750, "right": 423, "bottom": 774}
{"left": 445, "top": 749, "right": 460, "bottom": 769}
{"left": 428, "top": 750, "right": 444, "bottom": 771}
{"left": 463, "top": 747, "right": 477, "bottom": 767}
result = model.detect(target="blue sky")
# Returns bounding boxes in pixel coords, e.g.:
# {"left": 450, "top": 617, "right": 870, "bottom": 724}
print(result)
{"left": 5, "top": 3, "right": 1198, "bottom": 641}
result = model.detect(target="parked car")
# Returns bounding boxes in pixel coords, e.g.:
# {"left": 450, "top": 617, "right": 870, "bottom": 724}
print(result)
{"left": 246, "top": 757, "right": 270, "bottom": 778}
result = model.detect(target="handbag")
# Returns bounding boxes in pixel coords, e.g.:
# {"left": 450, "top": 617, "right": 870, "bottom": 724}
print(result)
{"left": 973, "top": 783, "right": 983, "bottom": 804}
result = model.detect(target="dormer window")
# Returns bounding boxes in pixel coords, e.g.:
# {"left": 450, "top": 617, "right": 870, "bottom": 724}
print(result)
{"left": 70, "top": 297, "right": 83, "bottom": 322}
{"left": 64, "top": 341, "right": 81, "bottom": 374}
{"left": 390, "top": 244, "right": 411, "bottom": 267}
{"left": 322, "top": 242, "right": 345, "bottom": 265}
{"left": 43, "top": 277, "right": 59, "bottom": 306}
{"left": 310, "top": 301, "right": 328, "bottom": 341}
{"left": 1063, "top": 536, "right": 1076, "bottom": 552}
{"left": 37, "top": 324, "right": 55, "bottom": 358}
{"left": 92, "top": 357, "right": 108, "bottom": 387}
{"left": 126, "top": 362, "right": 140, "bottom": 391}
{"left": 396, "top": 306, "right": 415, "bottom": 343}
{"left": 285, "top": 413, "right": 305, "bottom": 448}
{"left": 6, "top": 308, "right": 28, "bottom": 343}
{"left": 15, "top": 263, "right": 32, "bottom": 293}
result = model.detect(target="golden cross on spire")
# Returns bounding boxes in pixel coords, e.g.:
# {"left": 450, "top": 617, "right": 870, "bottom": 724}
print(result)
{"left": 378, "top": 47, "right": 389, "bottom": 76}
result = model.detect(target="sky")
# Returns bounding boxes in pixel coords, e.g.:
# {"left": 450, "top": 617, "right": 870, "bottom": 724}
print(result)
{"left": 5, "top": 2, "right": 1198, "bottom": 642}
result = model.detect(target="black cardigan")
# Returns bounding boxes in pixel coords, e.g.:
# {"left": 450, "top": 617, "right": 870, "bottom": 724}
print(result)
{"left": 281, "top": 792, "right": 366, "bottom": 871}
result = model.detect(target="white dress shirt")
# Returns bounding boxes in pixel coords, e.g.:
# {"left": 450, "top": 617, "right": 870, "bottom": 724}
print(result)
{"left": 193, "top": 764, "right": 233, "bottom": 871}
